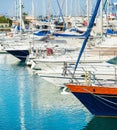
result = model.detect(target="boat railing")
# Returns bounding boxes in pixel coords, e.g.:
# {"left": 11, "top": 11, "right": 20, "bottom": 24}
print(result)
{"left": 67, "top": 64, "right": 117, "bottom": 86}
{"left": 67, "top": 69, "right": 81, "bottom": 84}
{"left": 81, "top": 67, "right": 103, "bottom": 86}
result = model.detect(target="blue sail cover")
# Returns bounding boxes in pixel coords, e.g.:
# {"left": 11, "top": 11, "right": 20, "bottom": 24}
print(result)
{"left": 74, "top": 0, "right": 101, "bottom": 73}
{"left": 106, "top": 29, "right": 117, "bottom": 35}
{"left": 33, "top": 30, "right": 51, "bottom": 36}
{"left": 53, "top": 32, "right": 88, "bottom": 38}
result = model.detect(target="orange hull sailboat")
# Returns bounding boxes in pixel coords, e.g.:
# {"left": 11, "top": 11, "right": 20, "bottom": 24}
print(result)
{"left": 65, "top": 0, "right": 117, "bottom": 117}
{"left": 66, "top": 84, "right": 117, "bottom": 117}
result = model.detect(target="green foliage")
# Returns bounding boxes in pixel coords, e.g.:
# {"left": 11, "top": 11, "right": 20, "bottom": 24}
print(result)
{"left": 0, "top": 16, "right": 12, "bottom": 26}
{"left": 0, "top": 16, "right": 7, "bottom": 23}
{"left": 22, "top": 12, "right": 28, "bottom": 16}
{"left": 6, "top": 18, "right": 12, "bottom": 26}
{"left": 24, "top": 20, "right": 29, "bottom": 25}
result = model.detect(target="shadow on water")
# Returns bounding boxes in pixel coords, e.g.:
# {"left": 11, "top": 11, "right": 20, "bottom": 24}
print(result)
{"left": 16, "top": 61, "right": 27, "bottom": 67}
{"left": 83, "top": 116, "right": 117, "bottom": 130}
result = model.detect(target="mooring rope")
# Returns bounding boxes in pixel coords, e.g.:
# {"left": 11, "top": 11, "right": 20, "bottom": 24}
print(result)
{"left": 83, "top": 87, "right": 117, "bottom": 111}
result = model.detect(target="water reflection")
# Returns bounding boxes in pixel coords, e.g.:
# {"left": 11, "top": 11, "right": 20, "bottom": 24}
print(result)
{"left": 18, "top": 73, "right": 26, "bottom": 130}
{"left": 28, "top": 77, "right": 92, "bottom": 129}
{"left": 83, "top": 116, "right": 117, "bottom": 130}
{"left": 0, "top": 54, "right": 93, "bottom": 129}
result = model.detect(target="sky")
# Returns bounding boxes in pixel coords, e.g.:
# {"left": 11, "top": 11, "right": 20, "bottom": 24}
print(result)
{"left": 0, "top": 0, "right": 36, "bottom": 16}
{"left": 0, "top": 0, "right": 117, "bottom": 17}
{"left": 0, "top": 0, "right": 82, "bottom": 16}
{"left": 0, "top": 0, "right": 96, "bottom": 17}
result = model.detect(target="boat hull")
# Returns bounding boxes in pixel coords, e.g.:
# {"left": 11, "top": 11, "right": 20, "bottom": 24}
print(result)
{"left": 66, "top": 84, "right": 117, "bottom": 117}
{"left": 7, "top": 50, "right": 29, "bottom": 61}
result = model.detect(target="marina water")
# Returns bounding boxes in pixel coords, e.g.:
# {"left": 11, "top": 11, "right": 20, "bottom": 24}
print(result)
{"left": 1, "top": 53, "right": 117, "bottom": 130}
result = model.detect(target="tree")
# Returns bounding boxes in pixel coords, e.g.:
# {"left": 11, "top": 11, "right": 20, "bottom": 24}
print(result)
{"left": 22, "top": 12, "right": 29, "bottom": 25}
{"left": 0, "top": 16, "right": 12, "bottom": 27}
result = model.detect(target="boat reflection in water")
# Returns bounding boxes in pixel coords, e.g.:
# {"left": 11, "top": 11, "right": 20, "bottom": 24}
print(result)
{"left": 83, "top": 117, "right": 117, "bottom": 130}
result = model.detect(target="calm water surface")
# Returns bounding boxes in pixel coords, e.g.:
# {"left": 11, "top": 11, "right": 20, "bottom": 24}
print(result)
{"left": 0, "top": 54, "right": 117, "bottom": 130}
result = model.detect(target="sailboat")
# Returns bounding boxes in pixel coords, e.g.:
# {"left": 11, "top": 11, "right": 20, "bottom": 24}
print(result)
{"left": 65, "top": 0, "right": 117, "bottom": 117}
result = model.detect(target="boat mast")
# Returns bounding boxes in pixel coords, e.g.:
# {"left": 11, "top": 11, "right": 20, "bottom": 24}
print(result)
{"left": 87, "top": 0, "right": 90, "bottom": 23}
{"left": 70, "top": 0, "right": 72, "bottom": 17}
{"left": 15, "top": 0, "right": 18, "bottom": 20}
{"left": 32, "top": 0, "right": 34, "bottom": 20}
{"left": 66, "top": 0, "right": 67, "bottom": 16}
{"left": 47, "top": 0, "right": 51, "bottom": 19}
{"left": 100, "top": 0, "right": 103, "bottom": 41}
{"left": 19, "top": 0, "right": 22, "bottom": 34}
{"left": 78, "top": 0, "right": 80, "bottom": 16}
{"left": 56, "top": 0, "right": 66, "bottom": 30}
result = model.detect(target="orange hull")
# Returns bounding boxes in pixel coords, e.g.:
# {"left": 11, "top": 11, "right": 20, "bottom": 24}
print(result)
{"left": 66, "top": 83, "right": 117, "bottom": 117}
{"left": 66, "top": 84, "right": 117, "bottom": 95}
